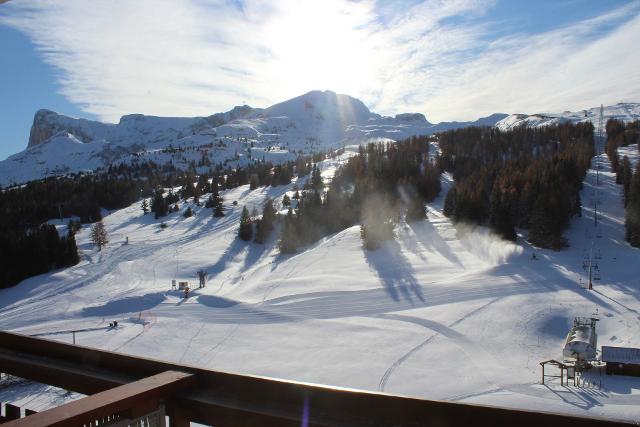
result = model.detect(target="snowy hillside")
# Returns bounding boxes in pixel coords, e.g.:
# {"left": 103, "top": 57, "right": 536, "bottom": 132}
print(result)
{"left": 496, "top": 102, "right": 640, "bottom": 131}
{"left": 1, "top": 137, "right": 639, "bottom": 421}
{"left": 0, "top": 90, "right": 506, "bottom": 186}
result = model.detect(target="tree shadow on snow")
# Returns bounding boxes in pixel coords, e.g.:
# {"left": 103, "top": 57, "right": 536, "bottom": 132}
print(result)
{"left": 484, "top": 260, "right": 618, "bottom": 314}
{"left": 197, "top": 295, "right": 239, "bottom": 308}
{"left": 208, "top": 238, "right": 247, "bottom": 281}
{"left": 364, "top": 239, "right": 425, "bottom": 304}
{"left": 408, "top": 221, "right": 464, "bottom": 267}
{"left": 242, "top": 240, "right": 270, "bottom": 273}
{"left": 82, "top": 291, "right": 166, "bottom": 316}
{"left": 109, "top": 210, "right": 159, "bottom": 233}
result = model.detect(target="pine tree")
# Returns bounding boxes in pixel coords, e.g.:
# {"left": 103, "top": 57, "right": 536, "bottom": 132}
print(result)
{"left": 310, "top": 165, "right": 323, "bottom": 191}
{"left": 443, "top": 187, "right": 457, "bottom": 219}
{"left": 282, "top": 194, "right": 291, "bottom": 207}
{"left": 360, "top": 219, "right": 394, "bottom": 250}
{"left": 213, "top": 202, "right": 225, "bottom": 217}
{"left": 406, "top": 196, "right": 426, "bottom": 223}
{"left": 249, "top": 174, "right": 259, "bottom": 190}
{"left": 238, "top": 206, "right": 253, "bottom": 241}
{"left": 295, "top": 156, "right": 309, "bottom": 177}
{"left": 141, "top": 198, "right": 149, "bottom": 215}
{"left": 151, "top": 192, "right": 168, "bottom": 219}
{"left": 65, "top": 228, "right": 80, "bottom": 265}
{"left": 488, "top": 183, "right": 516, "bottom": 241}
{"left": 90, "top": 204, "right": 103, "bottom": 222}
{"left": 211, "top": 181, "right": 225, "bottom": 217}
{"left": 279, "top": 208, "right": 299, "bottom": 253}
{"left": 621, "top": 156, "right": 632, "bottom": 207}
{"left": 90, "top": 220, "right": 109, "bottom": 251}
{"left": 254, "top": 198, "right": 277, "bottom": 243}
{"left": 361, "top": 195, "right": 395, "bottom": 250}
{"left": 626, "top": 163, "right": 640, "bottom": 246}
{"left": 528, "top": 196, "right": 565, "bottom": 249}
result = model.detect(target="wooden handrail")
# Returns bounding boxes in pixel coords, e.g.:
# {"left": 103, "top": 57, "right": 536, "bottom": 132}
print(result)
{"left": 2, "top": 371, "right": 194, "bottom": 427}
{"left": 0, "top": 330, "right": 633, "bottom": 427}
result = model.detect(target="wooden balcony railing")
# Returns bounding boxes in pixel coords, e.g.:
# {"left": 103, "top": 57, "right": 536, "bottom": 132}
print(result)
{"left": 0, "top": 330, "right": 633, "bottom": 427}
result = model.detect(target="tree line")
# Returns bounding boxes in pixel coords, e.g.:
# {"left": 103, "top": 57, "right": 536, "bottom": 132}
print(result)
{"left": 440, "top": 123, "right": 594, "bottom": 248}
{"left": 0, "top": 224, "right": 79, "bottom": 289}
{"left": 0, "top": 150, "right": 325, "bottom": 289}
{"left": 605, "top": 119, "right": 640, "bottom": 246}
{"left": 0, "top": 176, "right": 139, "bottom": 289}
{"left": 275, "top": 137, "right": 441, "bottom": 252}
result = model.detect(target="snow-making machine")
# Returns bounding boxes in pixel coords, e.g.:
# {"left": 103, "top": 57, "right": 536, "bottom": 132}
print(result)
{"left": 563, "top": 316, "right": 599, "bottom": 365}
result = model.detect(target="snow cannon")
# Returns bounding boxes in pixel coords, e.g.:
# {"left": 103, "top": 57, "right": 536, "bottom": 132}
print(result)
{"left": 562, "top": 317, "right": 598, "bottom": 362}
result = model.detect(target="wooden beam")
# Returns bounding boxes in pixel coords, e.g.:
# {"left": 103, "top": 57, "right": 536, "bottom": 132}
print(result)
{"left": 0, "top": 330, "right": 635, "bottom": 427}
{"left": 1, "top": 371, "right": 194, "bottom": 427}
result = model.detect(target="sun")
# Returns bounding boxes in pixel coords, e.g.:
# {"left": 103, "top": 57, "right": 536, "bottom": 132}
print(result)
{"left": 262, "top": 0, "right": 377, "bottom": 98}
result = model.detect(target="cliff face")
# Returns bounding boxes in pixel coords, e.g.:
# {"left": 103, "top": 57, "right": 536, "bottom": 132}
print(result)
{"left": 27, "top": 109, "right": 98, "bottom": 148}
{"left": 394, "top": 113, "right": 430, "bottom": 124}
{"left": 25, "top": 106, "right": 255, "bottom": 149}
{"left": 28, "top": 110, "right": 65, "bottom": 148}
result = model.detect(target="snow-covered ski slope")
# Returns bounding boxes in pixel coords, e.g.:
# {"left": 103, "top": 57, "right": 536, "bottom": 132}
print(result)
{"left": 1, "top": 142, "right": 640, "bottom": 421}
{"left": 0, "top": 90, "right": 507, "bottom": 187}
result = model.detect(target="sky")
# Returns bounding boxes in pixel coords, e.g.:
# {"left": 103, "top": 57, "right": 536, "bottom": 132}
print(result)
{"left": 1, "top": 0, "right": 639, "bottom": 160}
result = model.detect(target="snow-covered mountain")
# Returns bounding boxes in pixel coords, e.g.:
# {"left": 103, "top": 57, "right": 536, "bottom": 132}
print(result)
{"left": 1, "top": 90, "right": 506, "bottom": 186}
{"left": 496, "top": 102, "right": 640, "bottom": 131}
{"left": 6, "top": 91, "right": 639, "bottom": 187}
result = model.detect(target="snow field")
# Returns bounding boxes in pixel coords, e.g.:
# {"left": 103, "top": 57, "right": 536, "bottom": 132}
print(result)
{"left": 1, "top": 140, "right": 639, "bottom": 421}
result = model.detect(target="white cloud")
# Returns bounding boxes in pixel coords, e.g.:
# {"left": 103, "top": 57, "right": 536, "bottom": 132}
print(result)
{"left": 1, "top": 0, "right": 639, "bottom": 123}
{"left": 418, "top": 3, "right": 640, "bottom": 121}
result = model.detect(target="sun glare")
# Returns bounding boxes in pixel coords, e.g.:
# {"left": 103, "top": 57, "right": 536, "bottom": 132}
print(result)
{"left": 262, "top": 1, "right": 377, "bottom": 98}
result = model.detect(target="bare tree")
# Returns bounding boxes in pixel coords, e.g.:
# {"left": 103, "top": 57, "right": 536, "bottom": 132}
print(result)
{"left": 91, "top": 220, "right": 109, "bottom": 251}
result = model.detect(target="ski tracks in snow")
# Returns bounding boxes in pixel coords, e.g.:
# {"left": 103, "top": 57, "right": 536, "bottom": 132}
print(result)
{"left": 378, "top": 298, "right": 500, "bottom": 392}
{"left": 378, "top": 330, "right": 439, "bottom": 392}
{"left": 196, "top": 324, "right": 241, "bottom": 367}
{"left": 179, "top": 322, "right": 206, "bottom": 363}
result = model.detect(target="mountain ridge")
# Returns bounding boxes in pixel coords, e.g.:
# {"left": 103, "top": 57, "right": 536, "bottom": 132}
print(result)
{"left": 11, "top": 92, "right": 640, "bottom": 189}
{"left": 496, "top": 102, "right": 640, "bottom": 131}
{"left": 2, "top": 90, "right": 507, "bottom": 187}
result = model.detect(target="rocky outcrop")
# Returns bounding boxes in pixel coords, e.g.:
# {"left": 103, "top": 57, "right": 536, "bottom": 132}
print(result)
{"left": 394, "top": 113, "right": 430, "bottom": 124}
{"left": 28, "top": 109, "right": 94, "bottom": 148}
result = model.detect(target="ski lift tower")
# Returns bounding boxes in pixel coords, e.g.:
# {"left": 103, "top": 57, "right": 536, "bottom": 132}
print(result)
{"left": 596, "top": 104, "right": 604, "bottom": 185}
{"left": 598, "top": 104, "right": 604, "bottom": 143}
{"left": 585, "top": 246, "right": 599, "bottom": 290}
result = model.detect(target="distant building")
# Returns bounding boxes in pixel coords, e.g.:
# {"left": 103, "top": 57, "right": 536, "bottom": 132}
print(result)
{"left": 602, "top": 346, "right": 640, "bottom": 377}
